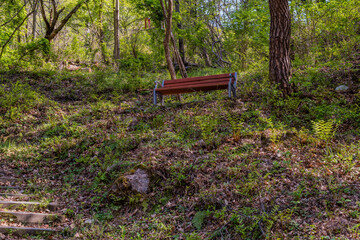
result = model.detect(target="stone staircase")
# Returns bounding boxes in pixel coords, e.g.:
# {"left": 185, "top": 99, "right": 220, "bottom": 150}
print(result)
{"left": 0, "top": 171, "right": 64, "bottom": 238}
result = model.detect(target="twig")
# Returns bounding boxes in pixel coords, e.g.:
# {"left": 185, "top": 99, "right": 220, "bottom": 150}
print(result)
{"left": 0, "top": 1, "right": 28, "bottom": 28}
{"left": 0, "top": 8, "right": 36, "bottom": 59}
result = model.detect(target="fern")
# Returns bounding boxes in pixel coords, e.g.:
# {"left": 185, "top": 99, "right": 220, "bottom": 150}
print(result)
{"left": 227, "top": 112, "right": 244, "bottom": 141}
{"left": 192, "top": 211, "right": 208, "bottom": 230}
{"left": 312, "top": 119, "right": 338, "bottom": 141}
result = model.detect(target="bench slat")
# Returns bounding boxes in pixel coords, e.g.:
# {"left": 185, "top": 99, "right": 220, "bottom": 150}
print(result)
{"left": 163, "top": 73, "right": 233, "bottom": 86}
{"left": 158, "top": 78, "right": 233, "bottom": 90}
{"left": 157, "top": 84, "right": 229, "bottom": 95}
{"left": 153, "top": 72, "right": 237, "bottom": 105}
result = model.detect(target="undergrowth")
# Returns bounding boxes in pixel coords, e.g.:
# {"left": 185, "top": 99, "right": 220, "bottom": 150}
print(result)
{"left": 0, "top": 64, "right": 359, "bottom": 239}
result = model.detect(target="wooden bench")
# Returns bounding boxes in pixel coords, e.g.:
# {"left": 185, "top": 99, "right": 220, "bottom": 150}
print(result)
{"left": 153, "top": 72, "right": 237, "bottom": 105}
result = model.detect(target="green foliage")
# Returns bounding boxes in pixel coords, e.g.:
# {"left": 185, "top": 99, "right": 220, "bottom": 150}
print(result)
{"left": 227, "top": 111, "right": 244, "bottom": 141}
{"left": 195, "top": 114, "right": 219, "bottom": 148}
{"left": 311, "top": 119, "right": 339, "bottom": 141}
{"left": 192, "top": 211, "right": 209, "bottom": 230}
{"left": 0, "top": 81, "right": 51, "bottom": 120}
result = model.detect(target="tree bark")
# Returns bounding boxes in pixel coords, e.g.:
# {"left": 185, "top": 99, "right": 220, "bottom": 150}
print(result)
{"left": 269, "top": 0, "right": 292, "bottom": 96}
{"left": 114, "top": 0, "right": 120, "bottom": 66}
{"left": 40, "top": 0, "right": 88, "bottom": 42}
{"left": 97, "top": 0, "right": 108, "bottom": 63}
{"left": 201, "top": 47, "right": 211, "bottom": 67}
{"left": 175, "top": 0, "right": 185, "bottom": 65}
{"left": 32, "top": 2, "right": 37, "bottom": 40}
{"left": 160, "top": 0, "right": 176, "bottom": 80}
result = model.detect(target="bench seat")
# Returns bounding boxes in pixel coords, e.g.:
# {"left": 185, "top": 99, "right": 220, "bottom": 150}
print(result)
{"left": 153, "top": 72, "right": 237, "bottom": 105}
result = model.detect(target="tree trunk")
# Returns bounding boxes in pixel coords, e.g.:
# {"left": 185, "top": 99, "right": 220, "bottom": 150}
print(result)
{"left": 40, "top": 0, "right": 88, "bottom": 42}
{"left": 161, "top": 0, "right": 176, "bottom": 80}
{"left": 98, "top": 0, "right": 108, "bottom": 63}
{"left": 32, "top": 3, "right": 37, "bottom": 40}
{"left": 114, "top": 0, "right": 120, "bottom": 67}
{"left": 201, "top": 47, "right": 211, "bottom": 67}
{"left": 175, "top": 0, "right": 185, "bottom": 65}
{"left": 269, "top": 0, "right": 292, "bottom": 96}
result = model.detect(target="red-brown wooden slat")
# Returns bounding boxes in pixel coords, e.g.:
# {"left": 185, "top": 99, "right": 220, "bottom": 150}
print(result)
{"left": 158, "top": 84, "right": 229, "bottom": 95}
{"left": 159, "top": 78, "right": 233, "bottom": 90}
{"left": 163, "top": 73, "right": 232, "bottom": 86}
{"left": 157, "top": 81, "right": 230, "bottom": 93}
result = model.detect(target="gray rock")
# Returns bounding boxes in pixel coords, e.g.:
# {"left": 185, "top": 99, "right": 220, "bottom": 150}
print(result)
{"left": 84, "top": 219, "right": 95, "bottom": 225}
{"left": 111, "top": 169, "right": 150, "bottom": 195}
{"left": 335, "top": 85, "right": 349, "bottom": 92}
{"left": 126, "top": 169, "right": 149, "bottom": 194}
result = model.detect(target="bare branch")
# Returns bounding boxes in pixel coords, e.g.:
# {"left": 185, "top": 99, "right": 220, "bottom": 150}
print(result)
{"left": 0, "top": 1, "right": 28, "bottom": 28}
{"left": 0, "top": 9, "right": 35, "bottom": 59}
{"left": 40, "top": 0, "right": 51, "bottom": 30}
{"left": 48, "top": 0, "right": 88, "bottom": 41}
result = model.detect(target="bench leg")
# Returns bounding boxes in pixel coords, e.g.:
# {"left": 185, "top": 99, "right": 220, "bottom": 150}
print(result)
{"left": 159, "top": 93, "right": 164, "bottom": 106}
{"left": 153, "top": 89, "right": 157, "bottom": 105}
{"left": 228, "top": 82, "right": 232, "bottom": 98}
{"left": 231, "top": 84, "right": 237, "bottom": 98}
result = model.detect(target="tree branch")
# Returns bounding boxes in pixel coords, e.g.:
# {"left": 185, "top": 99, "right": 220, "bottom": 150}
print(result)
{"left": 0, "top": 9, "right": 35, "bottom": 59}
{"left": 48, "top": 0, "right": 88, "bottom": 41}
{"left": 40, "top": 0, "right": 50, "bottom": 30}
{"left": 0, "top": 1, "right": 28, "bottom": 28}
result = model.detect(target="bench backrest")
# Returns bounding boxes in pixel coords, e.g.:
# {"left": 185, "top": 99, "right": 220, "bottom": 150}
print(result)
{"left": 160, "top": 73, "right": 236, "bottom": 88}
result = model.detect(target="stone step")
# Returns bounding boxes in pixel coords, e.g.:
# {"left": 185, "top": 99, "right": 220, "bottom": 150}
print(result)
{"left": 0, "top": 186, "right": 22, "bottom": 190}
{"left": 0, "top": 211, "right": 65, "bottom": 224}
{"left": 0, "top": 177, "right": 20, "bottom": 185}
{"left": 0, "top": 193, "right": 31, "bottom": 201}
{"left": 0, "top": 201, "right": 59, "bottom": 211}
{"left": 0, "top": 226, "right": 58, "bottom": 236}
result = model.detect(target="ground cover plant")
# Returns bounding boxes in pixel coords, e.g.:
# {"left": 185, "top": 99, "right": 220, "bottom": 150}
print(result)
{"left": 0, "top": 60, "right": 359, "bottom": 239}
{"left": 1, "top": 0, "right": 359, "bottom": 238}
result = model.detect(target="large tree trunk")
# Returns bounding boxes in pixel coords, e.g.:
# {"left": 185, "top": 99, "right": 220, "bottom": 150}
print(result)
{"left": 113, "top": 0, "right": 120, "bottom": 66}
{"left": 269, "top": 0, "right": 292, "bottom": 96}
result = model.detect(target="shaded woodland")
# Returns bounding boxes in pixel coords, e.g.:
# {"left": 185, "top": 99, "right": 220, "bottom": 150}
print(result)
{"left": 0, "top": 0, "right": 359, "bottom": 239}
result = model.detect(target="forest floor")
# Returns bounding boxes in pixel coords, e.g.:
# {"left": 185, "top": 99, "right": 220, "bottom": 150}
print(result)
{"left": 0, "top": 66, "right": 360, "bottom": 239}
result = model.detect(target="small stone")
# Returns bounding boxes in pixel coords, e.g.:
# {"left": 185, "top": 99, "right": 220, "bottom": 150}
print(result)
{"left": 335, "top": 85, "right": 349, "bottom": 92}
{"left": 126, "top": 169, "right": 149, "bottom": 194}
{"left": 0, "top": 233, "right": 6, "bottom": 240}
{"left": 112, "top": 169, "right": 150, "bottom": 194}
{"left": 84, "top": 219, "right": 95, "bottom": 225}
{"left": 74, "top": 232, "right": 83, "bottom": 238}
{"left": 196, "top": 139, "right": 206, "bottom": 148}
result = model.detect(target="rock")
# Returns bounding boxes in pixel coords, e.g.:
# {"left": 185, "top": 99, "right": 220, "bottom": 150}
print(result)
{"left": 126, "top": 169, "right": 149, "bottom": 194}
{"left": 196, "top": 139, "right": 206, "bottom": 148}
{"left": 335, "top": 85, "right": 349, "bottom": 92}
{"left": 84, "top": 219, "right": 95, "bottom": 225}
{"left": 112, "top": 169, "right": 149, "bottom": 194}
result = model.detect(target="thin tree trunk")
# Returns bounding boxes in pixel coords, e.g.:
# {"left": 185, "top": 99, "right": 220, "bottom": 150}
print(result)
{"left": 98, "top": 0, "right": 107, "bottom": 63}
{"left": 201, "top": 47, "right": 211, "bottom": 67}
{"left": 32, "top": 3, "right": 37, "bottom": 40}
{"left": 269, "top": 0, "right": 292, "bottom": 96}
{"left": 160, "top": 0, "right": 176, "bottom": 80}
{"left": 175, "top": 0, "right": 185, "bottom": 64}
{"left": 114, "top": 0, "right": 120, "bottom": 68}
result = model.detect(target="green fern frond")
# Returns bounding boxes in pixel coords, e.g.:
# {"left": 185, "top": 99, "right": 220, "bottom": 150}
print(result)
{"left": 311, "top": 119, "right": 338, "bottom": 141}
